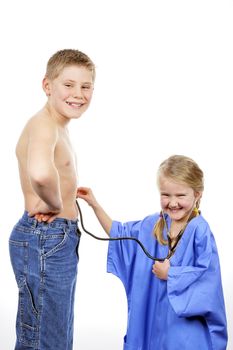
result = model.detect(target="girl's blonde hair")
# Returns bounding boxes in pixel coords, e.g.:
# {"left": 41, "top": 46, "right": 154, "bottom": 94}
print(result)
{"left": 153, "top": 155, "right": 204, "bottom": 245}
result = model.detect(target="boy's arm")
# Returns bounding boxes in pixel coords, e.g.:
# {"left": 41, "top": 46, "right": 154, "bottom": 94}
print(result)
{"left": 27, "top": 119, "right": 63, "bottom": 216}
{"left": 77, "top": 187, "right": 112, "bottom": 235}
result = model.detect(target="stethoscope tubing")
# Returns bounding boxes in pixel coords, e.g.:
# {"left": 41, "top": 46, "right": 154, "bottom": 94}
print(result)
{"left": 76, "top": 200, "right": 170, "bottom": 262}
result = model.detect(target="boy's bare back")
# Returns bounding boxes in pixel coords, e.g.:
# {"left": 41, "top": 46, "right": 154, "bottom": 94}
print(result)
{"left": 16, "top": 107, "right": 78, "bottom": 220}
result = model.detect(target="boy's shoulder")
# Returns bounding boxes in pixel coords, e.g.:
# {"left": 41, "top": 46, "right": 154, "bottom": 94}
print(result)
{"left": 17, "top": 109, "right": 60, "bottom": 150}
{"left": 25, "top": 109, "right": 59, "bottom": 133}
{"left": 27, "top": 108, "right": 53, "bottom": 125}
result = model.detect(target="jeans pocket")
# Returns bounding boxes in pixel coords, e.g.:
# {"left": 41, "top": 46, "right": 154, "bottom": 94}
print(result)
{"left": 18, "top": 280, "right": 39, "bottom": 347}
{"left": 9, "top": 240, "right": 39, "bottom": 347}
{"left": 9, "top": 239, "right": 28, "bottom": 283}
{"left": 41, "top": 230, "right": 68, "bottom": 258}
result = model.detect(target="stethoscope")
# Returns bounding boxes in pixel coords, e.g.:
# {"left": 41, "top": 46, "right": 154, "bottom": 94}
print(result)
{"left": 76, "top": 200, "right": 191, "bottom": 262}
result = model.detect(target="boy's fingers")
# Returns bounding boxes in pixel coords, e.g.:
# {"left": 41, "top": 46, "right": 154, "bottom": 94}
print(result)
{"left": 47, "top": 215, "right": 57, "bottom": 223}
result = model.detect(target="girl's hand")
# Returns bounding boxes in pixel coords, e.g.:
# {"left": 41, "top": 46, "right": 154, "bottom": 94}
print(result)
{"left": 152, "top": 259, "right": 170, "bottom": 280}
{"left": 77, "top": 187, "right": 112, "bottom": 235}
{"left": 76, "top": 187, "right": 98, "bottom": 208}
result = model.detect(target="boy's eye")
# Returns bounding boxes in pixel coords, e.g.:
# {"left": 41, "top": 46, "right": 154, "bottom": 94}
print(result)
{"left": 65, "top": 84, "right": 72, "bottom": 87}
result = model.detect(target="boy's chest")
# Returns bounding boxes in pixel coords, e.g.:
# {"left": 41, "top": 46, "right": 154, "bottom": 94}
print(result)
{"left": 54, "top": 134, "right": 77, "bottom": 172}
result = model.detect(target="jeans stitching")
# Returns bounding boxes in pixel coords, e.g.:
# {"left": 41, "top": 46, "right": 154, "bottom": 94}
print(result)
{"left": 18, "top": 280, "right": 40, "bottom": 347}
{"left": 10, "top": 215, "right": 79, "bottom": 349}
{"left": 41, "top": 231, "right": 69, "bottom": 259}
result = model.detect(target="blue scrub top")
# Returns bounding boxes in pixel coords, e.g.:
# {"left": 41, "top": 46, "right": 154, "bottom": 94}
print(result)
{"left": 107, "top": 213, "right": 228, "bottom": 350}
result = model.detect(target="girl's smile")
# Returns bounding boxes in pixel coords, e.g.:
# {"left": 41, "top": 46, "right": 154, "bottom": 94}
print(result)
{"left": 159, "top": 176, "right": 201, "bottom": 223}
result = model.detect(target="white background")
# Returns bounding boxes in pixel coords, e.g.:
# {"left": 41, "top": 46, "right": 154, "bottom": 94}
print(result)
{"left": 0, "top": 0, "right": 232, "bottom": 349}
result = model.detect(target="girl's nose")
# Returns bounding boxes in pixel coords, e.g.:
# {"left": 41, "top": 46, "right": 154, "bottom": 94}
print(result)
{"left": 169, "top": 198, "right": 178, "bottom": 208}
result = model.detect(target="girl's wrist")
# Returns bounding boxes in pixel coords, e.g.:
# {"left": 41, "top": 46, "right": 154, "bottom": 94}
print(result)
{"left": 91, "top": 201, "right": 100, "bottom": 210}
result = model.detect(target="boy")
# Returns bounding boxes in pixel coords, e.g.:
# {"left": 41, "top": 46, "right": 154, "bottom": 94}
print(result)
{"left": 9, "top": 49, "right": 95, "bottom": 350}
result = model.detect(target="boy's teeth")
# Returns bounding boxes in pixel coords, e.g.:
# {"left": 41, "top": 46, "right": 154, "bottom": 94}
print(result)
{"left": 67, "top": 102, "right": 82, "bottom": 106}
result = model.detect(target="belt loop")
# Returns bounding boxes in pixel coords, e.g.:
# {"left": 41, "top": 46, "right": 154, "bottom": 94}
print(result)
{"left": 66, "top": 219, "right": 72, "bottom": 229}
{"left": 32, "top": 218, "right": 38, "bottom": 229}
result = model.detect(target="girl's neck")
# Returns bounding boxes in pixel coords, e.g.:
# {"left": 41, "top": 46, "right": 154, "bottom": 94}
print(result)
{"left": 169, "top": 220, "right": 187, "bottom": 238}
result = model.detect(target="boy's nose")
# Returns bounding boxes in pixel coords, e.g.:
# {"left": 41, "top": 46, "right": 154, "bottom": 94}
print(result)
{"left": 73, "top": 87, "right": 83, "bottom": 98}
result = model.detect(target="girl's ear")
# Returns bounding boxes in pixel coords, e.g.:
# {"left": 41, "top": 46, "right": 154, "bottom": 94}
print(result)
{"left": 42, "top": 77, "right": 51, "bottom": 96}
{"left": 195, "top": 191, "right": 202, "bottom": 203}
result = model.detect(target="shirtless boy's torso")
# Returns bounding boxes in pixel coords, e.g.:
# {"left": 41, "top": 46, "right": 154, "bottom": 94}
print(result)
{"left": 16, "top": 110, "right": 78, "bottom": 220}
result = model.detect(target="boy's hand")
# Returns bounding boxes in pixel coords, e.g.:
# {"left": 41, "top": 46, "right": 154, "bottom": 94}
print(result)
{"left": 28, "top": 200, "right": 61, "bottom": 223}
{"left": 152, "top": 259, "right": 170, "bottom": 280}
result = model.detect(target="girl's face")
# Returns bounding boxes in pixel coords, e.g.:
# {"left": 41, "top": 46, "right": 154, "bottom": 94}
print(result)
{"left": 158, "top": 176, "right": 201, "bottom": 223}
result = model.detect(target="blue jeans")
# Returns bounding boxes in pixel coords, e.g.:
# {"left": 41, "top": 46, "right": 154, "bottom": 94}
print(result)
{"left": 9, "top": 212, "right": 81, "bottom": 350}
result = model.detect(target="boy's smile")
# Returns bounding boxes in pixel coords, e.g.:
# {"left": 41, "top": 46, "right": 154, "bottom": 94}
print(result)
{"left": 65, "top": 101, "right": 84, "bottom": 108}
{"left": 43, "top": 65, "right": 94, "bottom": 123}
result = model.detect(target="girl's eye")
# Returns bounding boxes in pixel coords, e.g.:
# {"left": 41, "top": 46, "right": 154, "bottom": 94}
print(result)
{"left": 82, "top": 85, "right": 91, "bottom": 89}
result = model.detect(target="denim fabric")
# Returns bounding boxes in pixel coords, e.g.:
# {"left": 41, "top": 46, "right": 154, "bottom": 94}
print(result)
{"left": 9, "top": 212, "right": 81, "bottom": 350}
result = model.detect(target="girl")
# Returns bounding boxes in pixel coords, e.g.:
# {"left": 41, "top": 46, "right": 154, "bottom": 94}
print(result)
{"left": 77, "top": 155, "right": 228, "bottom": 350}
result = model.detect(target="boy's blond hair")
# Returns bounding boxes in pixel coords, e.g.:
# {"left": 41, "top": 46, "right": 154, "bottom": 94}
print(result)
{"left": 154, "top": 155, "right": 204, "bottom": 245}
{"left": 45, "top": 49, "right": 96, "bottom": 81}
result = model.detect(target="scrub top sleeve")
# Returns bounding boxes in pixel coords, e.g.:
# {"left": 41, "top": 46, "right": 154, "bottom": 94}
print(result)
{"left": 167, "top": 223, "right": 213, "bottom": 317}
{"left": 109, "top": 220, "right": 141, "bottom": 238}
{"left": 107, "top": 219, "right": 141, "bottom": 291}
{"left": 167, "top": 222, "right": 228, "bottom": 348}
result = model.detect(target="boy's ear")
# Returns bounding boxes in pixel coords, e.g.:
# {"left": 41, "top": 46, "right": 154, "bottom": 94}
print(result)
{"left": 42, "top": 77, "right": 51, "bottom": 96}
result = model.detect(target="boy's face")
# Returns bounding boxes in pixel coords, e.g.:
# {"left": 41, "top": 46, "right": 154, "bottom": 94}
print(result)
{"left": 43, "top": 65, "right": 94, "bottom": 122}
